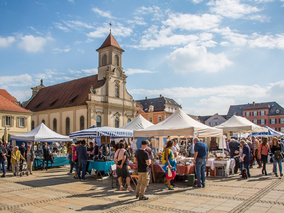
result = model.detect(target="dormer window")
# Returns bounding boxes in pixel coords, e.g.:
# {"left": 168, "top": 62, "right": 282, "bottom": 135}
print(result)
{"left": 102, "top": 54, "right": 107, "bottom": 66}
{"left": 276, "top": 109, "right": 280, "bottom": 114}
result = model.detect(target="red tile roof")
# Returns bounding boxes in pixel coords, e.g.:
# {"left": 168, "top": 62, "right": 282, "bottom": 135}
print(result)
{"left": 25, "top": 75, "right": 105, "bottom": 112}
{"left": 0, "top": 90, "right": 32, "bottom": 113}
{"left": 96, "top": 33, "right": 124, "bottom": 51}
{"left": 0, "top": 89, "right": 18, "bottom": 104}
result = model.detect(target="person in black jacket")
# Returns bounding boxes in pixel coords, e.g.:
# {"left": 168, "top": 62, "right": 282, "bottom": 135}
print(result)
{"left": 42, "top": 142, "right": 52, "bottom": 170}
{"left": 19, "top": 142, "right": 26, "bottom": 171}
{"left": 228, "top": 138, "right": 240, "bottom": 174}
{"left": 6, "top": 145, "right": 13, "bottom": 171}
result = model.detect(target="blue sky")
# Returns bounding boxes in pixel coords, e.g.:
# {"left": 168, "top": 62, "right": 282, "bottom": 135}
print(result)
{"left": 0, "top": 0, "right": 284, "bottom": 116}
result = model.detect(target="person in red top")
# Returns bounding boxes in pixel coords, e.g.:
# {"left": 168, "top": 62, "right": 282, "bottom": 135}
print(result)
{"left": 73, "top": 142, "right": 79, "bottom": 179}
{"left": 259, "top": 137, "right": 270, "bottom": 175}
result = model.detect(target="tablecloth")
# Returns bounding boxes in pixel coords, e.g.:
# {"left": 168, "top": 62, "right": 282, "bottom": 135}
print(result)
{"left": 206, "top": 158, "right": 235, "bottom": 176}
{"left": 153, "top": 163, "right": 194, "bottom": 176}
{"left": 87, "top": 161, "right": 115, "bottom": 174}
{"left": 34, "top": 157, "right": 69, "bottom": 168}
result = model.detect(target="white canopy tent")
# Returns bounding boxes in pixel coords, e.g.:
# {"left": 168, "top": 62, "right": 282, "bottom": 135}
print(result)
{"left": 134, "top": 108, "right": 223, "bottom": 138}
{"left": 215, "top": 115, "right": 268, "bottom": 133}
{"left": 11, "top": 123, "right": 72, "bottom": 142}
{"left": 120, "top": 114, "right": 153, "bottom": 131}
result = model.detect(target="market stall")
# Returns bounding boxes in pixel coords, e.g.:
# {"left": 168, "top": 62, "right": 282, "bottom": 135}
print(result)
{"left": 11, "top": 123, "right": 72, "bottom": 169}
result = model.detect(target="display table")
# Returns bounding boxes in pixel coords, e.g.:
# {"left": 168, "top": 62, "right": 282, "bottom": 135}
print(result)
{"left": 34, "top": 157, "right": 69, "bottom": 168}
{"left": 153, "top": 163, "right": 194, "bottom": 176}
{"left": 88, "top": 161, "right": 115, "bottom": 174}
{"left": 206, "top": 158, "right": 235, "bottom": 176}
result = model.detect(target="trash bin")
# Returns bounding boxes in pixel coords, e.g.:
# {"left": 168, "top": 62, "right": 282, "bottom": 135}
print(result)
{"left": 188, "top": 174, "right": 195, "bottom": 187}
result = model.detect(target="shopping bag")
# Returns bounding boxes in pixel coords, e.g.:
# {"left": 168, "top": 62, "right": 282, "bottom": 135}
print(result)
{"left": 167, "top": 166, "right": 172, "bottom": 177}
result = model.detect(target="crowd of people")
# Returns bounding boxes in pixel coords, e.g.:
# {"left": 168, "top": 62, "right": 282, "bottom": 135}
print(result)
{"left": 228, "top": 136, "right": 284, "bottom": 178}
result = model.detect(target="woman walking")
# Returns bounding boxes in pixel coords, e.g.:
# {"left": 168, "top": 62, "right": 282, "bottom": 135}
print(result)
{"left": 67, "top": 142, "right": 75, "bottom": 175}
{"left": 259, "top": 137, "right": 270, "bottom": 175}
{"left": 162, "top": 140, "right": 177, "bottom": 190}
{"left": 11, "top": 146, "right": 25, "bottom": 176}
{"left": 25, "top": 145, "right": 34, "bottom": 175}
{"left": 114, "top": 143, "right": 134, "bottom": 192}
{"left": 270, "top": 137, "right": 283, "bottom": 177}
{"left": 73, "top": 142, "right": 79, "bottom": 179}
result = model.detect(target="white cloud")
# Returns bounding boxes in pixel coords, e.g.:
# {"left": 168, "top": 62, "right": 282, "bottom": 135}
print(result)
{"left": 63, "top": 20, "right": 94, "bottom": 30}
{"left": 68, "top": 0, "right": 75, "bottom": 3}
{"left": 127, "top": 16, "right": 147, "bottom": 26}
{"left": 0, "top": 74, "right": 33, "bottom": 87}
{"left": 92, "top": 7, "right": 113, "bottom": 19}
{"left": 190, "top": 0, "right": 204, "bottom": 3}
{"left": 248, "top": 33, "right": 284, "bottom": 49}
{"left": 77, "top": 49, "right": 84, "bottom": 54}
{"left": 0, "top": 36, "right": 15, "bottom": 48}
{"left": 134, "top": 6, "right": 165, "bottom": 21}
{"left": 87, "top": 23, "right": 132, "bottom": 38}
{"left": 254, "top": 0, "right": 274, "bottom": 3}
{"left": 168, "top": 44, "right": 233, "bottom": 73}
{"left": 125, "top": 68, "right": 154, "bottom": 75}
{"left": 208, "top": 0, "right": 262, "bottom": 20}
{"left": 212, "top": 27, "right": 248, "bottom": 46}
{"left": 163, "top": 13, "right": 222, "bottom": 31}
{"left": 53, "top": 22, "right": 69, "bottom": 32}
{"left": 18, "top": 35, "right": 52, "bottom": 53}
{"left": 81, "top": 68, "right": 97, "bottom": 74}
{"left": 10, "top": 90, "right": 32, "bottom": 102}
{"left": 53, "top": 47, "right": 71, "bottom": 53}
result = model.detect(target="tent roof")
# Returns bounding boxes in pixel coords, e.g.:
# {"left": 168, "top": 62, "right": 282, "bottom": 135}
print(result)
{"left": 120, "top": 114, "right": 153, "bottom": 130}
{"left": 11, "top": 123, "right": 72, "bottom": 142}
{"left": 69, "top": 126, "right": 133, "bottom": 138}
{"left": 252, "top": 126, "right": 284, "bottom": 136}
{"left": 215, "top": 115, "right": 268, "bottom": 132}
{"left": 134, "top": 108, "right": 223, "bottom": 137}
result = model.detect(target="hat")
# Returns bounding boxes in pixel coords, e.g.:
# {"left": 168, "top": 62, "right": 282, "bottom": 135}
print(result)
{"left": 141, "top": 140, "right": 149, "bottom": 145}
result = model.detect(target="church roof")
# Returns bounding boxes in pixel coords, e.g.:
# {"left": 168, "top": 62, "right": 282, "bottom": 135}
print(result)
{"left": 0, "top": 90, "right": 32, "bottom": 113}
{"left": 25, "top": 75, "right": 105, "bottom": 112}
{"left": 96, "top": 33, "right": 124, "bottom": 51}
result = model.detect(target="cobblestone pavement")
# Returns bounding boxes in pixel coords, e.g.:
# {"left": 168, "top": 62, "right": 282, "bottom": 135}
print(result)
{"left": 0, "top": 163, "right": 284, "bottom": 213}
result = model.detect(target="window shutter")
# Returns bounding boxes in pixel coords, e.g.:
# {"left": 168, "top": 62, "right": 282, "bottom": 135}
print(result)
{"left": 16, "top": 117, "right": 19, "bottom": 127}
{"left": 2, "top": 116, "right": 5, "bottom": 126}
{"left": 265, "top": 119, "right": 266, "bottom": 124}
{"left": 24, "top": 118, "right": 27, "bottom": 127}
{"left": 275, "top": 119, "right": 277, "bottom": 124}
{"left": 11, "top": 116, "right": 14, "bottom": 127}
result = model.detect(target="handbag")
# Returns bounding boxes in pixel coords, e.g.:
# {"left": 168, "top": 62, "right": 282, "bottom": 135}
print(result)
{"left": 167, "top": 166, "right": 172, "bottom": 177}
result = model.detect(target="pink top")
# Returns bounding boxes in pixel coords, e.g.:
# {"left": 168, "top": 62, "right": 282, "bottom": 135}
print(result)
{"left": 73, "top": 146, "right": 78, "bottom": 161}
{"left": 259, "top": 144, "right": 269, "bottom": 155}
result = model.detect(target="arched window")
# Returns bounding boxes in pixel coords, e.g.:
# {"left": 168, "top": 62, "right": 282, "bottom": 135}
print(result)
{"left": 115, "top": 117, "right": 119, "bottom": 128}
{"left": 96, "top": 115, "right": 101, "bottom": 127}
{"left": 80, "top": 116, "right": 84, "bottom": 130}
{"left": 42, "top": 119, "right": 45, "bottom": 124}
{"left": 102, "top": 54, "right": 107, "bottom": 66}
{"left": 31, "top": 121, "right": 35, "bottom": 130}
{"left": 53, "top": 118, "right": 57, "bottom": 132}
{"left": 127, "top": 118, "right": 131, "bottom": 123}
{"left": 115, "top": 55, "right": 119, "bottom": 66}
{"left": 115, "top": 85, "right": 119, "bottom": 98}
{"left": 66, "top": 117, "right": 70, "bottom": 135}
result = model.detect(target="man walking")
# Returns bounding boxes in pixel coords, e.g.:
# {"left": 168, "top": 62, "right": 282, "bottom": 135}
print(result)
{"left": 228, "top": 138, "right": 240, "bottom": 174}
{"left": 76, "top": 140, "right": 88, "bottom": 181}
{"left": 0, "top": 141, "right": 7, "bottom": 177}
{"left": 135, "top": 140, "right": 151, "bottom": 200}
{"left": 19, "top": 142, "right": 26, "bottom": 171}
{"left": 194, "top": 137, "right": 208, "bottom": 188}
{"left": 42, "top": 142, "right": 52, "bottom": 170}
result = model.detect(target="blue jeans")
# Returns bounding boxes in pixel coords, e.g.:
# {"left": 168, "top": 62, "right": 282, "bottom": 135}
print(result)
{"left": 195, "top": 159, "right": 206, "bottom": 187}
{"left": 244, "top": 163, "right": 251, "bottom": 177}
{"left": 273, "top": 156, "right": 283, "bottom": 175}
{"left": 77, "top": 160, "right": 87, "bottom": 180}
{"left": 0, "top": 158, "right": 6, "bottom": 175}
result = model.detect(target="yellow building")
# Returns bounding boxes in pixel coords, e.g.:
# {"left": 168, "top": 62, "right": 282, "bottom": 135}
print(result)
{"left": 24, "top": 33, "right": 137, "bottom": 135}
{"left": 0, "top": 89, "right": 32, "bottom": 139}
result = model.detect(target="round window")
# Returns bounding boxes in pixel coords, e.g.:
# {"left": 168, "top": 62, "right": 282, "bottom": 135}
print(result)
{"left": 276, "top": 109, "right": 280, "bottom": 113}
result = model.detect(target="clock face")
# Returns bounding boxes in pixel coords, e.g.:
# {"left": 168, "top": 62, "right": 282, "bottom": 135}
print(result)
{"left": 276, "top": 109, "right": 280, "bottom": 113}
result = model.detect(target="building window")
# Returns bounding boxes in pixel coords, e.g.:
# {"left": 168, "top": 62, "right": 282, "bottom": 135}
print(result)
{"left": 260, "top": 111, "right": 265, "bottom": 116}
{"left": 96, "top": 116, "right": 101, "bottom": 127}
{"left": 253, "top": 111, "right": 258, "bottom": 116}
{"left": 158, "top": 116, "right": 162, "bottom": 123}
{"left": 115, "top": 85, "right": 119, "bottom": 98}
{"left": 80, "top": 116, "right": 84, "bottom": 130}
{"left": 5, "top": 116, "right": 11, "bottom": 126}
{"left": 42, "top": 119, "right": 45, "bottom": 124}
{"left": 270, "top": 118, "right": 276, "bottom": 124}
{"left": 115, "top": 117, "right": 119, "bottom": 128}
{"left": 115, "top": 55, "right": 119, "bottom": 66}
{"left": 66, "top": 117, "right": 70, "bottom": 135}
{"left": 260, "top": 118, "right": 266, "bottom": 125}
{"left": 280, "top": 118, "right": 284, "bottom": 124}
{"left": 102, "top": 54, "right": 107, "bottom": 66}
{"left": 280, "top": 127, "right": 284, "bottom": 133}
{"left": 245, "top": 112, "right": 250, "bottom": 117}
{"left": 253, "top": 119, "right": 257, "bottom": 124}
{"left": 31, "top": 121, "right": 35, "bottom": 130}
{"left": 53, "top": 118, "right": 57, "bottom": 132}
{"left": 149, "top": 117, "right": 152, "bottom": 122}
{"left": 19, "top": 117, "right": 25, "bottom": 127}
{"left": 127, "top": 119, "right": 131, "bottom": 123}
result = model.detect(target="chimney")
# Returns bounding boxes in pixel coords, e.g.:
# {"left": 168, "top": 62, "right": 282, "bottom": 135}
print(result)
{"left": 145, "top": 97, "right": 147, "bottom": 100}
{"left": 253, "top": 102, "right": 255, "bottom": 106}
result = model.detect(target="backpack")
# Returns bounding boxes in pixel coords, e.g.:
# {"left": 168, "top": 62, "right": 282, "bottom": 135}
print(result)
{"left": 162, "top": 149, "right": 171, "bottom": 165}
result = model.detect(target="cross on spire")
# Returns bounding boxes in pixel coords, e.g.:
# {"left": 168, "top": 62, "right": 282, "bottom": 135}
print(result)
{"left": 109, "top": 22, "right": 112, "bottom": 33}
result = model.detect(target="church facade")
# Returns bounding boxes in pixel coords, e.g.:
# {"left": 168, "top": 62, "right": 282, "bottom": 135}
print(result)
{"left": 24, "top": 33, "right": 137, "bottom": 135}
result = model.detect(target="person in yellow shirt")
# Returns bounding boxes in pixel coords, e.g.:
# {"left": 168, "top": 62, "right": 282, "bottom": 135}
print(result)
{"left": 11, "top": 146, "right": 25, "bottom": 176}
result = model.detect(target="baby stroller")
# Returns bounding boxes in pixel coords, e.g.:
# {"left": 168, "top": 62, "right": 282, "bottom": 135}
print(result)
{"left": 19, "top": 161, "right": 29, "bottom": 177}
